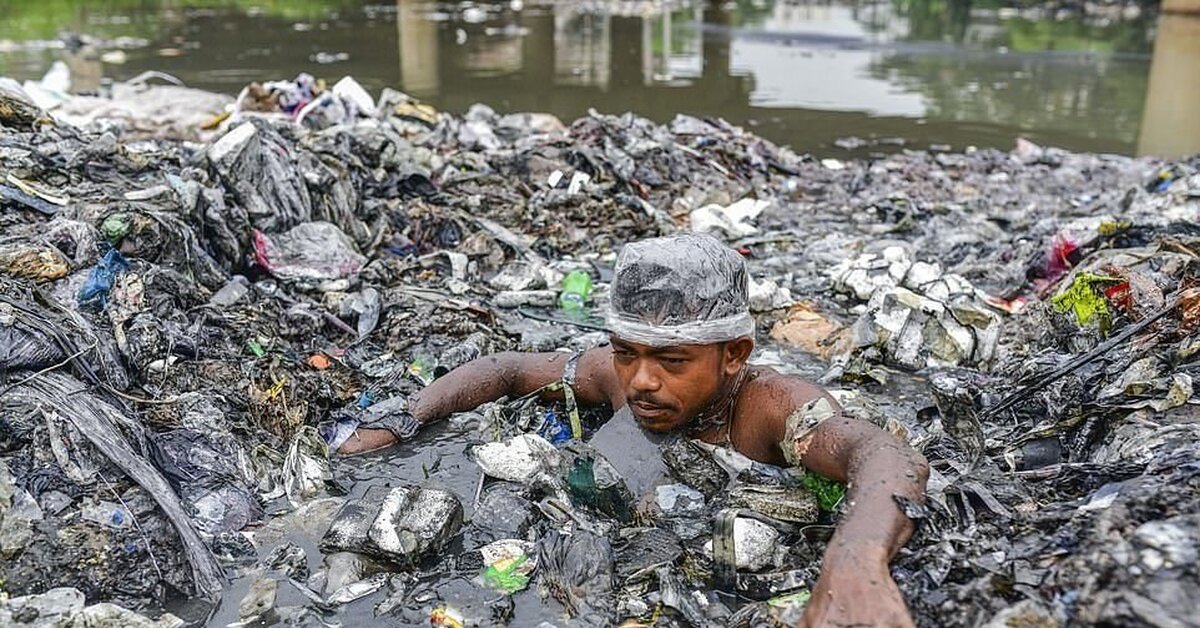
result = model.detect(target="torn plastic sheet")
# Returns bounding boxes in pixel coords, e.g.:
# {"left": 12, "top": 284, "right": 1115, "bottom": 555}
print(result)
{"left": 0, "top": 372, "right": 223, "bottom": 600}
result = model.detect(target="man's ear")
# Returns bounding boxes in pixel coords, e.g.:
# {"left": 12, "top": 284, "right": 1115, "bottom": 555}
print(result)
{"left": 723, "top": 337, "right": 755, "bottom": 375}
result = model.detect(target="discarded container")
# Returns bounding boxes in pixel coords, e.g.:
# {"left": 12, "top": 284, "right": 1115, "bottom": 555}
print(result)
{"left": 80, "top": 501, "right": 134, "bottom": 530}
{"left": 558, "top": 270, "right": 594, "bottom": 311}
{"left": 407, "top": 354, "right": 438, "bottom": 386}
{"left": 210, "top": 275, "right": 250, "bottom": 306}
{"left": 472, "top": 433, "right": 562, "bottom": 484}
{"left": 479, "top": 539, "right": 537, "bottom": 594}
{"left": 322, "top": 484, "right": 463, "bottom": 564}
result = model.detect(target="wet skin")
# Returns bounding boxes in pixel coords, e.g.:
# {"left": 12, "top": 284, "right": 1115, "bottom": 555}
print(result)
{"left": 341, "top": 337, "right": 929, "bottom": 627}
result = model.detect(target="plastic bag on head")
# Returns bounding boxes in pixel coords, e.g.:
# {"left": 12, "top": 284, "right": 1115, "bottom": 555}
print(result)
{"left": 605, "top": 233, "right": 754, "bottom": 346}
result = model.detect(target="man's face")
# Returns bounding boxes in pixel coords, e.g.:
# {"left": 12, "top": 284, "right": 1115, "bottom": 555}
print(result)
{"left": 609, "top": 336, "right": 727, "bottom": 432}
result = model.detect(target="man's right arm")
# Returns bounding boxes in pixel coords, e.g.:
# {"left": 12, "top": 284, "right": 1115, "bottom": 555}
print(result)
{"left": 338, "top": 346, "right": 617, "bottom": 454}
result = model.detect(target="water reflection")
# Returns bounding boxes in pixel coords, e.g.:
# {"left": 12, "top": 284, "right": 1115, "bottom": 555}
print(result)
{"left": 388, "top": 0, "right": 1154, "bottom": 154}
{"left": 0, "top": 0, "right": 1172, "bottom": 155}
{"left": 1138, "top": 14, "right": 1200, "bottom": 158}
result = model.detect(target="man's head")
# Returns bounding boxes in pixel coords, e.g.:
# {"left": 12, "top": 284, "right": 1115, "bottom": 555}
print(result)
{"left": 606, "top": 233, "right": 755, "bottom": 432}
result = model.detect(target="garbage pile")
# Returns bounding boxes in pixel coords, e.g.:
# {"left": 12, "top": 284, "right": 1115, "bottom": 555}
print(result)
{"left": 1, "top": 69, "right": 1198, "bottom": 627}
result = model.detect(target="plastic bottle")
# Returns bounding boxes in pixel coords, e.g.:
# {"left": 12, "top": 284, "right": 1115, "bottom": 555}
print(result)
{"left": 558, "top": 270, "right": 593, "bottom": 311}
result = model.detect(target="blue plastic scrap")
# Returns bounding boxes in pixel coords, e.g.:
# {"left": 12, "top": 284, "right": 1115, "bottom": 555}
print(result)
{"left": 78, "top": 249, "right": 130, "bottom": 309}
{"left": 539, "top": 409, "right": 572, "bottom": 445}
{"left": 0, "top": 184, "right": 60, "bottom": 216}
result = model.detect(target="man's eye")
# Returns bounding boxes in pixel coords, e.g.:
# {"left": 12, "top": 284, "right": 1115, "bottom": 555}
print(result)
{"left": 662, "top": 357, "right": 687, "bottom": 365}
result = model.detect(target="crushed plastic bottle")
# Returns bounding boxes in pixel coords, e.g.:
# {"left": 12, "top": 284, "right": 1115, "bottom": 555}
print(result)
{"left": 210, "top": 275, "right": 250, "bottom": 307}
{"left": 407, "top": 354, "right": 438, "bottom": 386}
{"left": 80, "top": 501, "right": 133, "bottom": 529}
{"left": 558, "top": 270, "right": 593, "bottom": 312}
{"left": 537, "top": 409, "right": 571, "bottom": 445}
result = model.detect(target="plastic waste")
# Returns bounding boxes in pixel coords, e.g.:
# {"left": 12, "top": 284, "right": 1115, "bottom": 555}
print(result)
{"left": 654, "top": 484, "right": 706, "bottom": 517}
{"left": 341, "top": 286, "right": 382, "bottom": 338}
{"left": 470, "top": 483, "right": 537, "bottom": 544}
{"left": 558, "top": 270, "right": 594, "bottom": 312}
{"left": 238, "top": 576, "right": 278, "bottom": 620}
{"left": 436, "top": 333, "right": 486, "bottom": 376}
{"left": 0, "top": 78, "right": 47, "bottom": 129}
{"left": 690, "top": 198, "right": 769, "bottom": 238}
{"left": 100, "top": 213, "right": 131, "bottom": 242}
{"left": 472, "top": 433, "right": 562, "bottom": 484}
{"left": 80, "top": 501, "right": 134, "bottom": 529}
{"left": 1051, "top": 272, "right": 1122, "bottom": 331}
{"left": 616, "top": 528, "right": 683, "bottom": 584}
{"left": 253, "top": 222, "right": 366, "bottom": 282}
{"left": 1, "top": 372, "right": 224, "bottom": 600}
{"left": 208, "top": 120, "right": 313, "bottom": 235}
{"left": 538, "top": 528, "right": 615, "bottom": 623}
{"left": 769, "top": 304, "right": 845, "bottom": 359}
{"left": 78, "top": 249, "right": 129, "bottom": 309}
{"left": 839, "top": 286, "right": 1000, "bottom": 371}
{"left": 0, "top": 587, "right": 185, "bottom": 628}
{"left": 282, "top": 426, "right": 333, "bottom": 506}
{"left": 729, "top": 485, "right": 820, "bottom": 522}
{"left": 430, "top": 606, "right": 465, "bottom": 628}
{"left": 265, "top": 543, "right": 308, "bottom": 580}
{"left": 0, "top": 244, "right": 70, "bottom": 282}
{"left": 537, "top": 409, "right": 572, "bottom": 445}
{"left": 406, "top": 354, "right": 438, "bottom": 386}
{"left": 314, "top": 551, "right": 364, "bottom": 599}
{"left": 478, "top": 539, "right": 537, "bottom": 594}
{"left": 210, "top": 275, "right": 250, "bottom": 307}
{"left": 494, "top": 289, "right": 557, "bottom": 309}
{"left": 566, "top": 451, "right": 633, "bottom": 522}
{"left": 749, "top": 276, "right": 794, "bottom": 312}
{"left": 707, "top": 513, "right": 783, "bottom": 572}
{"left": 322, "top": 484, "right": 463, "bottom": 563}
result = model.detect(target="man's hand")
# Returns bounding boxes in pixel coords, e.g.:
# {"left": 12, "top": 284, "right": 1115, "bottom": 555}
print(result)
{"left": 337, "top": 427, "right": 399, "bottom": 455}
{"left": 800, "top": 543, "right": 915, "bottom": 628}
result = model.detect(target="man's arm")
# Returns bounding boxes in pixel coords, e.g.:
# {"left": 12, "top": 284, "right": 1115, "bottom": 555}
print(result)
{"left": 338, "top": 346, "right": 618, "bottom": 454}
{"left": 792, "top": 410, "right": 929, "bottom": 627}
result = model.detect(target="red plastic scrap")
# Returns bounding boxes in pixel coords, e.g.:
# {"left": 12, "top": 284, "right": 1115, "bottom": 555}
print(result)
{"left": 1179, "top": 282, "right": 1200, "bottom": 334}
{"left": 1103, "top": 281, "right": 1133, "bottom": 314}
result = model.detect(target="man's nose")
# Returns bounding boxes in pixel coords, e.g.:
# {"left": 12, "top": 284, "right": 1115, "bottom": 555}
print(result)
{"left": 630, "top": 360, "right": 661, "bottom": 393}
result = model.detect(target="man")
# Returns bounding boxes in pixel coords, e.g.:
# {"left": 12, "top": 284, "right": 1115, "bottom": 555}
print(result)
{"left": 341, "top": 233, "right": 929, "bottom": 627}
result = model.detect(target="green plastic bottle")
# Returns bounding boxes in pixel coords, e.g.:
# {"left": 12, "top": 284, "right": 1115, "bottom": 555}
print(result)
{"left": 558, "top": 270, "right": 593, "bottom": 311}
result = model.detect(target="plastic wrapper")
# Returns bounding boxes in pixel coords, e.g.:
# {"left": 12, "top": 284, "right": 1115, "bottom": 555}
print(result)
{"left": 606, "top": 233, "right": 755, "bottom": 346}
{"left": 252, "top": 221, "right": 366, "bottom": 282}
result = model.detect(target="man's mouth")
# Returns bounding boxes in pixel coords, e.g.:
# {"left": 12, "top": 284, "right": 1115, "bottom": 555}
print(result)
{"left": 630, "top": 400, "right": 670, "bottom": 420}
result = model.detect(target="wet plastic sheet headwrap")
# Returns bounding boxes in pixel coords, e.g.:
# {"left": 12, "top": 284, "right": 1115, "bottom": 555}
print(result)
{"left": 605, "top": 233, "right": 755, "bottom": 346}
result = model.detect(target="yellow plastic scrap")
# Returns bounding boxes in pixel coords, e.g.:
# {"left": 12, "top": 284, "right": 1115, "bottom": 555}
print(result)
{"left": 430, "top": 606, "right": 464, "bottom": 628}
{"left": 201, "top": 109, "right": 232, "bottom": 131}
{"left": 1097, "top": 220, "right": 1131, "bottom": 236}
{"left": 6, "top": 174, "right": 68, "bottom": 206}
{"left": 1051, "top": 273, "right": 1122, "bottom": 330}
{"left": 264, "top": 376, "right": 287, "bottom": 401}
{"left": 393, "top": 101, "right": 440, "bottom": 126}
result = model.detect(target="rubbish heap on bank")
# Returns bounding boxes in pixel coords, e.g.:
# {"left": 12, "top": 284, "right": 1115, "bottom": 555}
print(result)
{"left": 1, "top": 70, "right": 1198, "bottom": 627}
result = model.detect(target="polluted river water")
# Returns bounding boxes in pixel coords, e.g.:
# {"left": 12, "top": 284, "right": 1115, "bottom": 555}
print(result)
{"left": 2, "top": 1, "right": 1200, "bottom": 628}
{"left": 1, "top": 0, "right": 1197, "bottom": 158}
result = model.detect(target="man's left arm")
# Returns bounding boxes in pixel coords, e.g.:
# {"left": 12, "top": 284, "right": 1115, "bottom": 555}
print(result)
{"left": 782, "top": 396, "right": 929, "bottom": 627}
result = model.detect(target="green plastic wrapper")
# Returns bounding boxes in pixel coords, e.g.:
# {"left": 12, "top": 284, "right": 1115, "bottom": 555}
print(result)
{"left": 1051, "top": 273, "right": 1122, "bottom": 332}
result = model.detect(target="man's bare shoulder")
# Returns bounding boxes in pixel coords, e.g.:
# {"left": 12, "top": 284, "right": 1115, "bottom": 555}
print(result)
{"left": 573, "top": 344, "right": 624, "bottom": 408}
{"left": 740, "top": 366, "right": 839, "bottom": 419}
